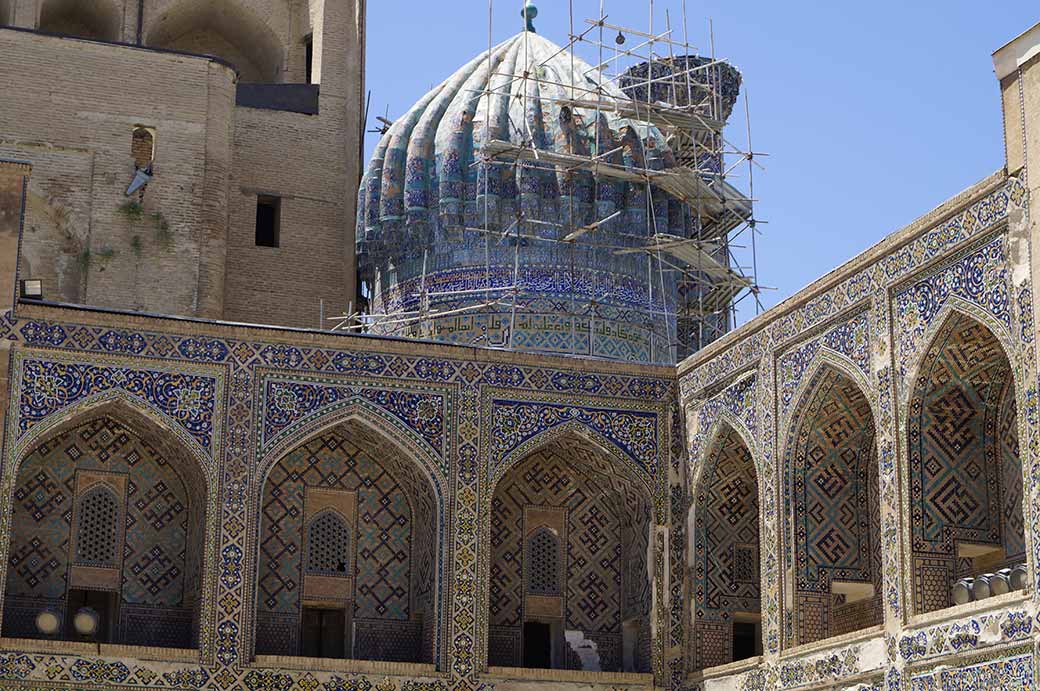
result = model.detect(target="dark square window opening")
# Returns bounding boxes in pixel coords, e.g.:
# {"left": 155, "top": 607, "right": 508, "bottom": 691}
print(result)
{"left": 301, "top": 606, "right": 345, "bottom": 659}
{"left": 522, "top": 621, "right": 552, "bottom": 669}
{"left": 255, "top": 195, "right": 281, "bottom": 247}
{"left": 732, "top": 621, "right": 759, "bottom": 662}
{"left": 304, "top": 34, "right": 314, "bottom": 84}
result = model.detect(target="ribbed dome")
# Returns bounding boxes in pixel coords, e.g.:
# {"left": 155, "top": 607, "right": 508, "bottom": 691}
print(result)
{"left": 356, "top": 28, "right": 709, "bottom": 364}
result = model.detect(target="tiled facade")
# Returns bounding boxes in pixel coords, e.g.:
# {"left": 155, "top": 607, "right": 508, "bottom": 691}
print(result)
{"left": 3, "top": 12, "right": 1040, "bottom": 691}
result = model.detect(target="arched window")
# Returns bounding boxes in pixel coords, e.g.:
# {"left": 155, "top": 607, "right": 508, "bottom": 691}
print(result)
{"left": 75, "top": 485, "right": 119, "bottom": 567}
{"left": 306, "top": 510, "right": 350, "bottom": 576}
{"left": 907, "top": 312, "right": 1026, "bottom": 614}
{"left": 692, "top": 424, "right": 762, "bottom": 670}
{"left": 782, "top": 367, "right": 881, "bottom": 646}
{"left": 256, "top": 424, "right": 439, "bottom": 664}
{"left": 131, "top": 127, "right": 155, "bottom": 169}
{"left": 527, "top": 528, "right": 560, "bottom": 596}
{"left": 4, "top": 414, "right": 206, "bottom": 648}
{"left": 488, "top": 434, "right": 652, "bottom": 672}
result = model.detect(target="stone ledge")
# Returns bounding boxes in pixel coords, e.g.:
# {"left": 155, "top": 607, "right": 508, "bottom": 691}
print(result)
{"left": 484, "top": 665, "right": 654, "bottom": 686}
{"left": 907, "top": 590, "right": 1031, "bottom": 629}
{"left": 779, "top": 624, "right": 884, "bottom": 658}
{"left": 0, "top": 637, "right": 198, "bottom": 662}
{"left": 688, "top": 655, "right": 762, "bottom": 683}
{"left": 252, "top": 654, "right": 440, "bottom": 676}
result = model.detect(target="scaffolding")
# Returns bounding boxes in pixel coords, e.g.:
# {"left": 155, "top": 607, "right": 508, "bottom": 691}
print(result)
{"left": 337, "top": 0, "right": 767, "bottom": 363}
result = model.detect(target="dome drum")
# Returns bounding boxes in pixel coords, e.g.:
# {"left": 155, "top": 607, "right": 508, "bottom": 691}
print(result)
{"left": 356, "top": 28, "right": 741, "bottom": 363}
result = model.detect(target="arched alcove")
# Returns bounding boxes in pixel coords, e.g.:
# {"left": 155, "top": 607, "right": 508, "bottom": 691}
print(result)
{"left": 145, "top": 0, "right": 283, "bottom": 82}
{"left": 690, "top": 423, "right": 761, "bottom": 670}
{"left": 38, "top": 0, "right": 121, "bottom": 41}
{"left": 255, "top": 419, "right": 439, "bottom": 663}
{"left": 487, "top": 433, "right": 653, "bottom": 673}
{"left": 782, "top": 366, "right": 880, "bottom": 646}
{"left": 2, "top": 413, "right": 208, "bottom": 648}
{"left": 907, "top": 311, "right": 1026, "bottom": 614}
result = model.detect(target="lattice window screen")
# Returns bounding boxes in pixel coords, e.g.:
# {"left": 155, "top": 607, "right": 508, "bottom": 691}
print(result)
{"left": 734, "top": 544, "right": 757, "bottom": 584}
{"left": 76, "top": 486, "right": 119, "bottom": 566}
{"left": 307, "top": 511, "right": 350, "bottom": 576}
{"left": 527, "top": 528, "right": 560, "bottom": 596}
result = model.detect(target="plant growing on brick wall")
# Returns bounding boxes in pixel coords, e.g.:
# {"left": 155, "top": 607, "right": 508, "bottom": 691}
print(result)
{"left": 151, "top": 212, "right": 173, "bottom": 250}
{"left": 130, "top": 235, "right": 142, "bottom": 257}
{"left": 117, "top": 200, "right": 145, "bottom": 221}
{"left": 79, "top": 247, "right": 118, "bottom": 273}
{"left": 95, "top": 247, "right": 117, "bottom": 271}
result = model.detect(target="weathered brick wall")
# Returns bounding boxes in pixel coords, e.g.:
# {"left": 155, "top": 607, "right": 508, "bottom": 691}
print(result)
{"left": 2, "top": 0, "right": 363, "bottom": 329}
{"left": 0, "top": 161, "right": 28, "bottom": 310}
{"left": 222, "top": 0, "right": 362, "bottom": 327}
{"left": 0, "top": 28, "right": 236, "bottom": 316}
{"left": 0, "top": 160, "right": 28, "bottom": 469}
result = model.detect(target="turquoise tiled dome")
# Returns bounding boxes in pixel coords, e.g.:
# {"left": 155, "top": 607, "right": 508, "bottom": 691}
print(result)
{"left": 357, "top": 28, "right": 707, "bottom": 363}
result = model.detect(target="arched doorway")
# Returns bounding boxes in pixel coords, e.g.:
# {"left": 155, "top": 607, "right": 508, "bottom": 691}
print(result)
{"left": 783, "top": 366, "right": 881, "bottom": 646}
{"left": 144, "top": 0, "right": 283, "bottom": 82}
{"left": 38, "top": 0, "right": 121, "bottom": 41}
{"left": 2, "top": 412, "right": 207, "bottom": 648}
{"left": 255, "top": 419, "right": 438, "bottom": 663}
{"left": 487, "top": 433, "right": 653, "bottom": 673}
{"left": 907, "top": 311, "right": 1025, "bottom": 614}
{"left": 691, "top": 423, "right": 760, "bottom": 670}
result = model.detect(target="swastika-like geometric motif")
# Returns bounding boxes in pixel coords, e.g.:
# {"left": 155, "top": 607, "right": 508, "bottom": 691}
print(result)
{"left": 75, "top": 486, "right": 119, "bottom": 567}
{"left": 306, "top": 511, "right": 350, "bottom": 577}
{"left": 693, "top": 425, "right": 759, "bottom": 670}
{"left": 784, "top": 367, "right": 880, "bottom": 644}
{"left": 256, "top": 422, "right": 436, "bottom": 662}
{"left": 488, "top": 435, "right": 651, "bottom": 672}
{"left": 3, "top": 416, "right": 203, "bottom": 647}
{"left": 527, "top": 528, "right": 560, "bottom": 596}
{"left": 907, "top": 313, "right": 1023, "bottom": 613}
{"left": 998, "top": 380, "right": 1025, "bottom": 560}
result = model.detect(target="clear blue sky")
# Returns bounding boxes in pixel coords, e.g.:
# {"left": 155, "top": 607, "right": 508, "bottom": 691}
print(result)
{"left": 364, "top": 1, "right": 1038, "bottom": 324}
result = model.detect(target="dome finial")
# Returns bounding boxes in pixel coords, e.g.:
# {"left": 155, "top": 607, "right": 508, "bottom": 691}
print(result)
{"left": 521, "top": 1, "right": 537, "bottom": 32}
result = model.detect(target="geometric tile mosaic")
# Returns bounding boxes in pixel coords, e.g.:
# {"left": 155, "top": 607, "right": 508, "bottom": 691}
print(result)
{"left": 783, "top": 367, "right": 881, "bottom": 644}
{"left": 488, "top": 435, "right": 651, "bottom": 672}
{"left": 4, "top": 416, "right": 202, "bottom": 647}
{"left": 906, "top": 312, "right": 1022, "bottom": 613}
{"left": 692, "top": 424, "right": 759, "bottom": 669}
{"left": 256, "top": 422, "right": 437, "bottom": 662}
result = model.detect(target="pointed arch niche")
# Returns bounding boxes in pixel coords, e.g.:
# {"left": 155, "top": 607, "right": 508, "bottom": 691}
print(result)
{"left": 782, "top": 364, "right": 881, "bottom": 646}
{"left": 38, "top": 0, "right": 121, "bottom": 41}
{"left": 144, "top": 0, "right": 283, "bottom": 82}
{"left": 254, "top": 418, "right": 439, "bottom": 664}
{"left": 906, "top": 310, "right": 1025, "bottom": 614}
{"left": 690, "top": 422, "right": 761, "bottom": 671}
{"left": 487, "top": 432, "right": 653, "bottom": 674}
{"left": 2, "top": 403, "right": 210, "bottom": 649}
